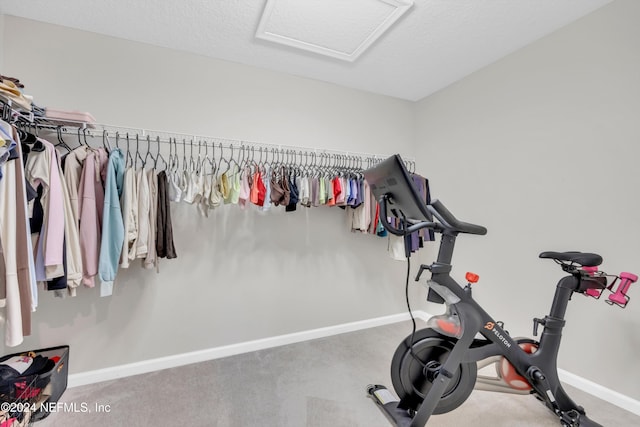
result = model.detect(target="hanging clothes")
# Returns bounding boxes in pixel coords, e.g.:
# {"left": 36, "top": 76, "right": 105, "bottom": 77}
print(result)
{"left": 77, "top": 148, "right": 108, "bottom": 287}
{"left": 182, "top": 163, "right": 199, "bottom": 205}
{"left": 120, "top": 167, "right": 138, "bottom": 269}
{"left": 0, "top": 143, "right": 25, "bottom": 346}
{"left": 238, "top": 169, "right": 250, "bottom": 209}
{"left": 285, "top": 172, "right": 298, "bottom": 212}
{"left": 255, "top": 170, "right": 266, "bottom": 206}
{"left": 156, "top": 171, "right": 177, "bottom": 259}
{"left": 225, "top": 165, "right": 241, "bottom": 205}
{"left": 0, "top": 132, "right": 35, "bottom": 346}
{"left": 63, "top": 145, "right": 88, "bottom": 227}
{"left": 197, "top": 166, "right": 211, "bottom": 217}
{"left": 135, "top": 168, "right": 150, "bottom": 260}
{"left": 98, "top": 148, "right": 125, "bottom": 297}
{"left": 168, "top": 162, "right": 182, "bottom": 203}
{"left": 209, "top": 174, "right": 223, "bottom": 208}
{"left": 310, "top": 177, "right": 319, "bottom": 207}
{"left": 348, "top": 179, "right": 371, "bottom": 233}
{"left": 219, "top": 170, "right": 230, "bottom": 203}
{"left": 261, "top": 165, "right": 271, "bottom": 211}
{"left": 25, "top": 139, "right": 65, "bottom": 280}
{"left": 55, "top": 145, "right": 83, "bottom": 296}
{"left": 144, "top": 168, "right": 158, "bottom": 269}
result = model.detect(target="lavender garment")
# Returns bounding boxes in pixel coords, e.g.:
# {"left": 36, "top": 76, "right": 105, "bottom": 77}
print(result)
{"left": 354, "top": 178, "right": 364, "bottom": 207}
{"left": 348, "top": 179, "right": 358, "bottom": 206}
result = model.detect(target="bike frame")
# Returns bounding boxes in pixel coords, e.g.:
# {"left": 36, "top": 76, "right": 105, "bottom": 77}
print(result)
{"left": 375, "top": 197, "right": 602, "bottom": 427}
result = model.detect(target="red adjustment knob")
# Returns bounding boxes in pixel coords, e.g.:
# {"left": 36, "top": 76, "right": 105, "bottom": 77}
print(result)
{"left": 466, "top": 272, "right": 479, "bottom": 283}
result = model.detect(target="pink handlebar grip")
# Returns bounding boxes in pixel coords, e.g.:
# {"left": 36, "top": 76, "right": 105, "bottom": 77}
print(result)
{"left": 608, "top": 272, "right": 638, "bottom": 307}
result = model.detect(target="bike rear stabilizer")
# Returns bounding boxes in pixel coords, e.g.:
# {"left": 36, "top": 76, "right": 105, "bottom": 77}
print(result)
{"left": 367, "top": 384, "right": 414, "bottom": 427}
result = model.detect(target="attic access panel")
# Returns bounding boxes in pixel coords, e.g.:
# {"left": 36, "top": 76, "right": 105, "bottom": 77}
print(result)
{"left": 256, "top": 0, "right": 414, "bottom": 62}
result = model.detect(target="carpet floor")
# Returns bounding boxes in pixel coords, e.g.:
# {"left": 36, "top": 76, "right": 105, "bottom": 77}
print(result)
{"left": 37, "top": 321, "right": 639, "bottom": 426}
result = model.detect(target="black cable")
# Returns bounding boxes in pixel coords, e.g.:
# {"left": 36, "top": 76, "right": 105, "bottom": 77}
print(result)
{"left": 400, "top": 213, "right": 425, "bottom": 368}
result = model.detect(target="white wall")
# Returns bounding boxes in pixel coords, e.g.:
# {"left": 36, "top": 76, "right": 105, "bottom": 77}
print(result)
{"left": 415, "top": 0, "right": 640, "bottom": 400}
{"left": 1, "top": 16, "right": 418, "bottom": 373}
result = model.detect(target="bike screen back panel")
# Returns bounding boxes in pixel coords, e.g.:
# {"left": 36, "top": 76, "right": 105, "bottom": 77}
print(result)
{"left": 364, "top": 154, "right": 432, "bottom": 223}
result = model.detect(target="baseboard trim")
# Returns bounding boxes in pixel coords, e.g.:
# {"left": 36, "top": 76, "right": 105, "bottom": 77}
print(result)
{"left": 68, "top": 311, "right": 426, "bottom": 389}
{"left": 68, "top": 310, "right": 639, "bottom": 417}
{"left": 558, "top": 368, "right": 640, "bottom": 416}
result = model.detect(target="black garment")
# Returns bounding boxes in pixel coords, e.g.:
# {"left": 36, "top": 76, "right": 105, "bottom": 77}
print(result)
{"left": 156, "top": 171, "right": 177, "bottom": 259}
{"left": 424, "top": 177, "right": 435, "bottom": 242}
{"left": 7, "top": 146, "right": 19, "bottom": 160}
{"left": 29, "top": 186, "right": 44, "bottom": 234}
{"left": 47, "top": 235, "right": 67, "bottom": 291}
{"left": 285, "top": 174, "right": 299, "bottom": 212}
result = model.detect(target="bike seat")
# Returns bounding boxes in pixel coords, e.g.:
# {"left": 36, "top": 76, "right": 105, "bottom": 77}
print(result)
{"left": 539, "top": 251, "right": 602, "bottom": 267}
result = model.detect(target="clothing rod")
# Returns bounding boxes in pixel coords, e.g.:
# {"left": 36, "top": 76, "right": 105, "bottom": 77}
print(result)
{"left": 7, "top": 105, "right": 416, "bottom": 163}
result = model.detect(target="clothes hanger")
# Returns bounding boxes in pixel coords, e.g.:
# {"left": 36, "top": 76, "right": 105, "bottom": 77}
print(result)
{"left": 182, "top": 139, "right": 188, "bottom": 173}
{"left": 237, "top": 144, "right": 248, "bottom": 177}
{"left": 189, "top": 139, "right": 196, "bottom": 172}
{"left": 257, "top": 147, "right": 265, "bottom": 170}
{"left": 153, "top": 136, "right": 167, "bottom": 171}
{"left": 217, "top": 142, "right": 230, "bottom": 174}
{"left": 247, "top": 146, "right": 256, "bottom": 174}
{"left": 229, "top": 145, "right": 240, "bottom": 172}
{"left": 15, "top": 120, "right": 44, "bottom": 152}
{"left": 102, "top": 130, "right": 112, "bottom": 152}
{"left": 196, "top": 140, "right": 204, "bottom": 174}
{"left": 240, "top": 144, "right": 247, "bottom": 169}
{"left": 55, "top": 126, "right": 72, "bottom": 153}
{"left": 77, "top": 127, "right": 84, "bottom": 147}
{"left": 169, "top": 138, "right": 177, "bottom": 172}
{"left": 135, "top": 134, "right": 145, "bottom": 168}
{"left": 203, "top": 140, "right": 215, "bottom": 175}
{"left": 16, "top": 126, "right": 37, "bottom": 144}
{"left": 210, "top": 141, "right": 219, "bottom": 175}
{"left": 143, "top": 135, "right": 156, "bottom": 168}
{"left": 82, "top": 126, "right": 90, "bottom": 148}
{"left": 125, "top": 133, "right": 134, "bottom": 168}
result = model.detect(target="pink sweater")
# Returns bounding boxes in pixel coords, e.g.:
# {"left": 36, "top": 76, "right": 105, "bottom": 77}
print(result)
{"left": 78, "top": 148, "right": 108, "bottom": 287}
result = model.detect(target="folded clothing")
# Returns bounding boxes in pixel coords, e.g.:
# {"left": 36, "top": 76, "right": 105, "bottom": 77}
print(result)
{"left": 0, "top": 355, "right": 54, "bottom": 396}
{"left": 44, "top": 108, "right": 97, "bottom": 128}
{"left": 0, "top": 80, "right": 32, "bottom": 112}
{"left": 0, "top": 75, "right": 24, "bottom": 89}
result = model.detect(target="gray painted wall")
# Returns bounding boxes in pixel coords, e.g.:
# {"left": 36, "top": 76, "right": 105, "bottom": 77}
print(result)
{"left": 1, "top": 16, "right": 419, "bottom": 374}
{"left": 2, "top": 0, "right": 639, "bottom": 402}
{"left": 415, "top": 0, "right": 640, "bottom": 400}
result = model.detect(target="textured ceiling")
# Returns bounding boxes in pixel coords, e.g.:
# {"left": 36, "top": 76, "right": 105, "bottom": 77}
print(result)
{"left": 0, "top": 0, "right": 612, "bottom": 101}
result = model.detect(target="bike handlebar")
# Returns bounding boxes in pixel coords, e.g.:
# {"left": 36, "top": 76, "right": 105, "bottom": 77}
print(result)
{"left": 428, "top": 200, "right": 487, "bottom": 236}
{"left": 379, "top": 196, "right": 487, "bottom": 236}
{"left": 379, "top": 194, "right": 440, "bottom": 236}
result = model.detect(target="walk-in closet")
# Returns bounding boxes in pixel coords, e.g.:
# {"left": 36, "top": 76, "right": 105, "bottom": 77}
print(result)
{"left": 1, "top": 1, "right": 639, "bottom": 426}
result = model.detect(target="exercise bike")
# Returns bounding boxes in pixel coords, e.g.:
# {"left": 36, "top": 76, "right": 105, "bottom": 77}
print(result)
{"left": 363, "top": 155, "right": 636, "bottom": 427}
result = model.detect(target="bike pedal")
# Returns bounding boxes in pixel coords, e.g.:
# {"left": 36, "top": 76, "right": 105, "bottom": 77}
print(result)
{"left": 560, "top": 409, "right": 580, "bottom": 427}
